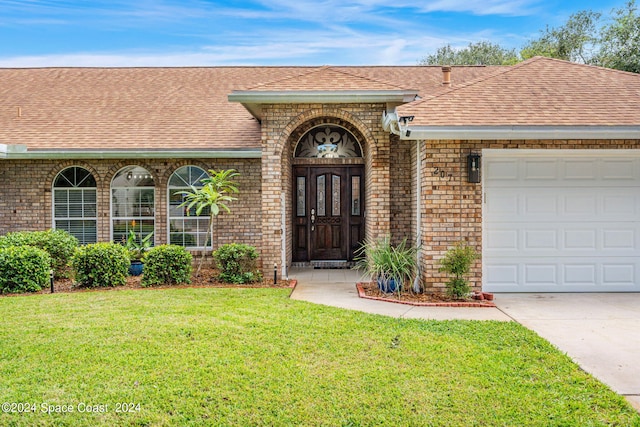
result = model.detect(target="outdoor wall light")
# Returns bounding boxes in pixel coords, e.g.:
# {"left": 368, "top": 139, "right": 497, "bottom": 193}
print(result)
{"left": 467, "top": 153, "right": 481, "bottom": 183}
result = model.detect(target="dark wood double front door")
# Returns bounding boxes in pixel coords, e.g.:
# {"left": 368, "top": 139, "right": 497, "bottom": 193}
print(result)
{"left": 293, "top": 166, "right": 364, "bottom": 262}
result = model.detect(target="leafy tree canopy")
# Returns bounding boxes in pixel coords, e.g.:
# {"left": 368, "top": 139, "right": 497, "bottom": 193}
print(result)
{"left": 521, "top": 10, "right": 601, "bottom": 63}
{"left": 419, "top": 1, "right": 640, "bottom": 73}
{"left": 419, "top": 41, "right": 519, "bottom": 66}
{"left": 598, "top": 0, "right": 640, "bottom": 73}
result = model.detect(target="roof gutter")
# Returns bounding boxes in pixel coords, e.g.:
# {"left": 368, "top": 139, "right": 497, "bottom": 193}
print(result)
{"left": 399, "top": 125, "right": 640, "bottom": 141}
{"left": 229, "top": 90, "right": 418, "bottom": 104}
{"left": 0, "top": 147, "right": 262, "bottom": 160}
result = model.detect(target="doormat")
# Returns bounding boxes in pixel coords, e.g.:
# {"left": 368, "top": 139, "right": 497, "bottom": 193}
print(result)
{"left": 311, "top": 260, "right": 353, "bottom": 269}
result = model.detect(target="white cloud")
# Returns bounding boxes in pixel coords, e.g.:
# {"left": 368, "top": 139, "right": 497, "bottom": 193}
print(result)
{"left": 0, "top": 0, "right": 549, "bottom": 67}
{"left": 0, "top": 29, "right": 476, "bottom": 67}
{"left": 417, "top": 0, "right": 541, "bottom": 16}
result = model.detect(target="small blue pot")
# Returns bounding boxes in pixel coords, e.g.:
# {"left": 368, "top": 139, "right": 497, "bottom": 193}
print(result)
{"left": 129, "top": 261, "right": 143, "bottom": 276}
{"left": 377, "top": 277, "right": 399, "bottom": 293}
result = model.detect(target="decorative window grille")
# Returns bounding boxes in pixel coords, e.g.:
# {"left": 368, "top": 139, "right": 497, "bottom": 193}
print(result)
{"left": 168, "top": 166, "right": 210, "bottom": 248}
{"left": 53, "top": 167, "right": 97, "bottom": 245}
{"left": 295, "top": 126, "right": 362, "bottom": 158}
{"left": 111, "top": 166, "right": 155, "bottom": 246}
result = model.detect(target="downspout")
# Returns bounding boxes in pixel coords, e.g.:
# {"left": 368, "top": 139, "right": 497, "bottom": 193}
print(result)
{"left": 413, "top": 140, "right": 422, "bottom": 293}
{"left": 281, "top": 192, "right": 288, "bottom": 280}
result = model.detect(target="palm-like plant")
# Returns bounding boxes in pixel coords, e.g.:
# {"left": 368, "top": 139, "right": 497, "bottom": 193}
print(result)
{"left": 354, "top": 237, "right": 419, "bottom": 294}
{"left": 178, "top": 169, "right": 239, "bottom": 275}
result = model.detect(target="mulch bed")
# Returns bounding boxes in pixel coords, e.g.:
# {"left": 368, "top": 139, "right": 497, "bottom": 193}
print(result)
{"left": 357, "top": 282, "right": 496, "bottom": 307}
{"left": 2, "top": 268, "right": 294, "bottom": 297}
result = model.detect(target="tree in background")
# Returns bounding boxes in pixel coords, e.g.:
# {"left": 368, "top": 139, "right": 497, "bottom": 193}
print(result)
{"left": 598, "top": 0, "right": 640, "bottom": 73}
{"left": 419, "top": 41, "right": 519, "bottom": 65}
{"left": 521, "top": 10, "right": 601, "bottom": 63}
{"left": 420, "top": 1, "right": 640, "bottom": 74}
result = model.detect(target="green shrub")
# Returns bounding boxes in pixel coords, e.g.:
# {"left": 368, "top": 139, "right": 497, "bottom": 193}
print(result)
{"left": 141, "top": 245, "right": 192, "bottom": 287}
{"left": 438, "top": 242, "right": 478, "bottom": 299}
{"left": 0, "top": 229, "right": 78, "bottom": 278}
{"left": 0, "top": 246, "right": 51, "bottom": 293}
{"left": 213, "top": 243, "right": 262, "bottom": 284}
{"left": 72, "top": 243, "right": 129, "bottom": 288}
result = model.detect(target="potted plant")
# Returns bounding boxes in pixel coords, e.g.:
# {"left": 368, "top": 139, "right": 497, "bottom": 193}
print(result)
{"left": 126, "top": 229, "right": 154, "bottom": 276}
{"left": 354, "top": 237, "right": 419, "bottom": 294}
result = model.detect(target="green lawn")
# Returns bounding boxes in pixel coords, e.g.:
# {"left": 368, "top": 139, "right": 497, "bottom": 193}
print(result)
{"left": 0, "top": 288, "right": 638, "bottom": 427}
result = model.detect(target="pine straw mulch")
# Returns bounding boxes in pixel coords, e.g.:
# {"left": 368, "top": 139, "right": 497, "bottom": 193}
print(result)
{"left": 357, "top": 281, "right": 496, "bottom": 307}
{"left": 3, "top": 268, "right": 294, "bottom": 297}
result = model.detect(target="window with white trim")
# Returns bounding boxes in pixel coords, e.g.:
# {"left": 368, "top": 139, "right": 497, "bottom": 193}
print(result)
{"left": 53, "top": 166, "right": 97, "bottom": 245}
{"left": 111, "top": 166, "right": 155, "bottom": 245}
{"left": 168, "top": 166, "right": 210, "bottom": 248}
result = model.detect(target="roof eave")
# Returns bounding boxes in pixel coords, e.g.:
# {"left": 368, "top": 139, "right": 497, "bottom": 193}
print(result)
{"left": 400, "top": 125, "right": 640, "bottom": 141}
{"left": 0, "top": 148, "right": 262, "bottom": 160}
{"left": 229, "top": 90, "right": 419, "bottom": 120}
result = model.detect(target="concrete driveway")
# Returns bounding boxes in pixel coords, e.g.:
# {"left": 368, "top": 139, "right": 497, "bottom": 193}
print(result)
{"left": 494, "top": 293, "right": 640, "bottom": 411}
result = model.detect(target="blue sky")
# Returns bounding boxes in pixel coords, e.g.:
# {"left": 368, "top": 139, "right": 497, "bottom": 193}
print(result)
{"left": 0, "top": 0, "right": 625, "bottom": 67}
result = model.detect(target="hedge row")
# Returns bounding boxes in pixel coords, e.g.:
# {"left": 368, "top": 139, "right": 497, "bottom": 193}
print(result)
{"left": 0, "top": 229, "right": 78, "bottom": 278}
{"left": 0, "top": 246, "right": 51, "bottom": 294}
{"left": 0, "top": 230, "right": 262, "bottom": 293}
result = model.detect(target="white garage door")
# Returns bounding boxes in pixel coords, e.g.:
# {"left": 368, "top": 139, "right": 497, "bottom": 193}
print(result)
{"left": 484, "top": 150, "right": 640, "bottom": 292}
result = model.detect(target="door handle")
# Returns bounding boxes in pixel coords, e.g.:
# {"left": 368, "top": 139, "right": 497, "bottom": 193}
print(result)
{"left": 311, "top": 209, "right": 315, "bottom": 231}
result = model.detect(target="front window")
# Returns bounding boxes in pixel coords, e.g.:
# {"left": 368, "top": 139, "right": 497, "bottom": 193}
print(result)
{"left": 168, "top": 166, "right": 210, "bottom": 248}
{"left": 53, "top": 166, "right": 97, "bottom": 245}
{"left": 111, "top": 166, "right": 155, "bottom": 245}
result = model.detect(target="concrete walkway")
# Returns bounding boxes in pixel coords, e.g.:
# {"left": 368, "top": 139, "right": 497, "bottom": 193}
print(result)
{"left": 288, "top": 268, "right": 640, "bottom": 411}
{"left": 288, "top": 267, "right": 511, "bottom": 321}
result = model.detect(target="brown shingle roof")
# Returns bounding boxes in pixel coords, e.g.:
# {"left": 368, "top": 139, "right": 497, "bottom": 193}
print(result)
{"left": 1, "top": 67, "right": 311, "bottom": 151}
{"left": 398, "top": 57, "right": 640, "bottom": 127}
{"left": 6, "top": 60, "right": 632, "bottom": 153}
{"left": 246, "top": 66, "right": 408, "bottom": 91}
{"left": 1, "top": 65, "right": 500, "bottom": 152}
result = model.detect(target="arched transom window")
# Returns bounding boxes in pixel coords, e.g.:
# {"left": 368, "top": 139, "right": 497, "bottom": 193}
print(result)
{"left": 168, "top": 166, "right": 210, "bottom": 248}
{"left": 294, "top": 125, "right": 362, "bottom": 158}
{"left": 53, "top": 166, "right": 97, "bottom": 245}
{"left": 111, "top": 166, "right": 155, "bottom": 245}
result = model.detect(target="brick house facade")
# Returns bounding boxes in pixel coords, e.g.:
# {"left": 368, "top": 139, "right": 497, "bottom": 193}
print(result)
{"left": 1, "top": 58, "right": 639, "bottom": 293}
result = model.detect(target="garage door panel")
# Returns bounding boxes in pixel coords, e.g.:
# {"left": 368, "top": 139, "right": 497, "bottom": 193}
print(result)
{"left": 485, "top": 264, "right": 519, "bottom": 287}
{"left": 485, "top": 229, "right": 518, "bottom": 250}
{"left": 484, "top": 151, "right": 640, "bottom": 292}
{"left": 486, "top": 193, "right": 519, "bottom": 216}
{"left": 564, "top": 230, "right": 597, "bottom": 249}
{"left": 485, "top": 159, "right": 518, "bottom": 181}
{"left": 564, "top": 160, "right": 598, "bottom": 180}
{"left": 602, "top": 229, "right": 635, "bottom": 250}
{"left": 564, "top": 195, "right": 597, "bottom": 215}
{"left": 602, "top": 159, "right": 636, "bottom": 180}
{"left": 525, "top": 195, "right": 558, "bottom": 215}
{"left": 602, "top": 195, "right": 637, "bottom": 216}
{"left": 525, "top": 264, "right": 557, "bottom": 285}
{"left": 524, "top": 159, "right": 558, "bottom": 180}
{"left": 525, "top": 230, "right": 557, "bottom": 249}
{"left": 564, "top": 264, "right": 596, "bottom": 285}
{"left": 603, "top": 263, "right": 636, "bottom": 285}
